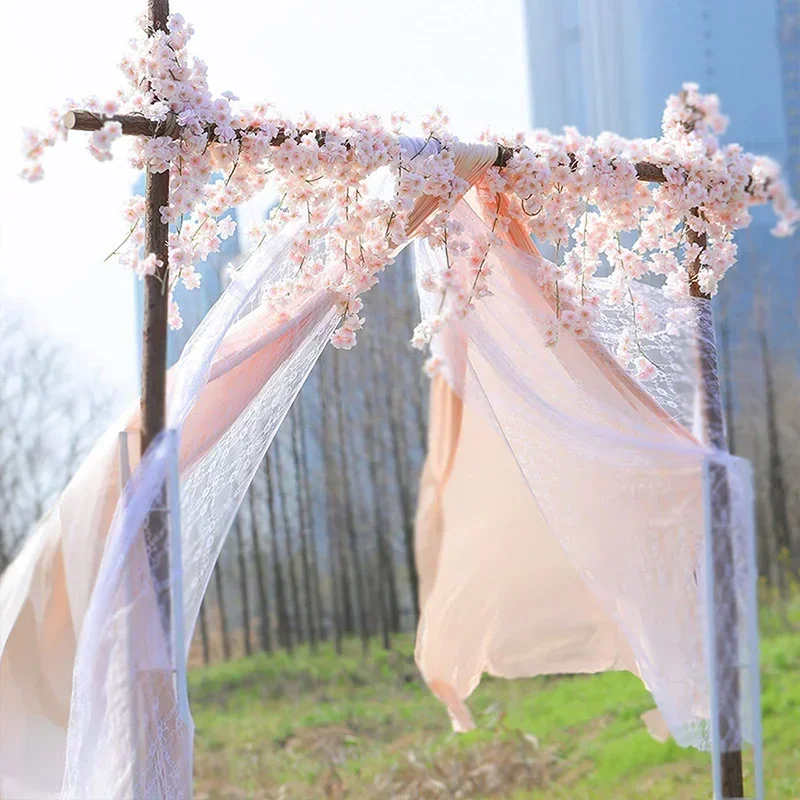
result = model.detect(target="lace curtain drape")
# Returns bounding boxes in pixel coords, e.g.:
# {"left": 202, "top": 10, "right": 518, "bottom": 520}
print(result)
{"left": 414, "top": 196, "right": 759, "bottom": 761}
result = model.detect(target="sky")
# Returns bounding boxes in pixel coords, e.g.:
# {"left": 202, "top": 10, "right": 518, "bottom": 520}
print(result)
{"left": 0, "top": 0, "right": 530, "bottom": 396}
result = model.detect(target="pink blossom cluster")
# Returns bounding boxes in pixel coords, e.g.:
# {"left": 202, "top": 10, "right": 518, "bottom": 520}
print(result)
{"left": 21, "top": 12, "right": 798, "bottom": 377}
{"left": 478, "top": 82, "right": 799, "bottom": 378}
{"left": 411, "top": 206, "right": 506, "bottom": 377}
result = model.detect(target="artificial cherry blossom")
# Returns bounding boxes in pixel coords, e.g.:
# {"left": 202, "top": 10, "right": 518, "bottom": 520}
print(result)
{"left": 21, "top": 16, "right": 799, "bottom": 377}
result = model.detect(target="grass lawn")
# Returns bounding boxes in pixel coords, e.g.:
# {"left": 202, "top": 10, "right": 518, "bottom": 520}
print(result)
{"left": 191, "top": 610, "right": 800, "bottom": 799}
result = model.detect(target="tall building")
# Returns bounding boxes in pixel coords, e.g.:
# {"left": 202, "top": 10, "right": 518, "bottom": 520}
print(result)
{"left": 522, "top": 0, "right": 645, "bottom": 137}
{"left": 777, "top": 0, "right": 800, "bottom": 342}
{"left": 777, "top": 0, "right": 800, "bottom": 200}
{"left": 523, "top": 0, "right": 789, "bottom": 149}
{"left": 132, "top": 175, "right": 239, "bottom": 369}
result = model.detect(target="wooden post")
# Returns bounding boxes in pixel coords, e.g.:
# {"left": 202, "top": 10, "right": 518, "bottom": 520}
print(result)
{"left": 688, "top": 215, "right": 744, "bottom": 799}
{"left": 141, "top": 0, "right": 172, "bottom": 640}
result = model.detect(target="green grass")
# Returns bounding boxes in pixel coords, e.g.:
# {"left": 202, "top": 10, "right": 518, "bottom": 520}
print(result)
{"left": 190, "top": 608, "right": 800, "bottom": 799}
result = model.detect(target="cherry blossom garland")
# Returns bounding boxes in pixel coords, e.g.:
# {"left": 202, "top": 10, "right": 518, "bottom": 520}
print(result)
{"left": 21, "top": 14, "right": 799, "bottom": 379}
{"left": 465, "top": 84, "right": 799, "bottom": 377}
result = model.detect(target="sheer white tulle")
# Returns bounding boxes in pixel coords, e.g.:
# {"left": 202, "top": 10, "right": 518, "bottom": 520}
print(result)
{"left": 414, "top": 194, "right": 761, "bottom": 779}
{"left": 57, "top": 138, "right": 493, "bottom": 799}
{"left": 0, "top": 139, "right": 761, "bottom": 800}
{"left": 61, "top": 220, "right": 338, "bottom": 798}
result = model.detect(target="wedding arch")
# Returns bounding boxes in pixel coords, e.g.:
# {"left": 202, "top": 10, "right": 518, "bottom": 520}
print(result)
{"left": 2, "top": 2, "right": 798, "bottom": 799}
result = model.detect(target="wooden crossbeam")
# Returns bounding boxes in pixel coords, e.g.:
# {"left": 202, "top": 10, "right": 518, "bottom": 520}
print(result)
{"left": 63, "top": 109, "right": 672, "bottom": 181}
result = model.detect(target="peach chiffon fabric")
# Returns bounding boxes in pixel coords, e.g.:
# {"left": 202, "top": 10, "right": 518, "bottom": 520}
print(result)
{"left": 417, "top": 376, "right": 640, "bottom": 728}
{"left": 0, "top": 291, "right": 332, "bottom": 798}
{"left": 412, "top": 189, "right": 719, "bottom": 744}
{"left": 0, "top": 142, "right": 499, "bottom": 798}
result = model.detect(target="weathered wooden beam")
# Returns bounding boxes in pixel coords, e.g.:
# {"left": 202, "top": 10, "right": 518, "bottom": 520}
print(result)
{"left": 634, "top": 161, "right": 668, "bottom": 183}
{"left": 63, "top": 109, "right": 670, "bottom": 179}
{"left": 141, "top": 0, "right": 172, "bottom": 642}
{"left": 63, "top": 110, "right": 164, "bottom": 137}
{"left": 688, "top": 211, "right": 744, "bottom": 799}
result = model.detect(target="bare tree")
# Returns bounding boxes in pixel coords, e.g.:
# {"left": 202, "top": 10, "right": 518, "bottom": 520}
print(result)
{"left": 233, "top": 512, "right": 252, "bottom": 657}
{"left": 758, "top": 313, "right": 796, "bottom": 579}
{"left": 213, "top": 556, "right": 232, "bottom": 661}
{"left": 362, "top": 346, "right": 393, "bottom": 650}
{"left": 247, "top": 474, "right": 273, "bottom": 652}
{"left": 725, "top": 285, "right": 799, "bottom": 609}
{"left": 296, "top": 391, "right": 325, "bottom": 645}
{"left": 377, "top": 315, "right": 421, "bottom": 624}
{"left": 392, "top": 255, "right": 429, "bottom": 454}
{"left": 198, "top": 598, "right": 211, "bottom": 666}
{"left": 0, "top": 312, "right": 112, "bottom": 570}
{"left": 290, "top": 404, "right": 318, "bottom": 650}
{"left": 318, "top": 357, "right": 344, "bottom": 653}
{"left": 273, "top": 436, "right": 304, "bottom": 644}
{"left": 265, "top": 451, "right": 292, "bottom": 652}
{"left": 718, "top": 285, "right": 737, "bottom": 455}
{"left": 332, "top": 354, "right": 370, "bottom": 655}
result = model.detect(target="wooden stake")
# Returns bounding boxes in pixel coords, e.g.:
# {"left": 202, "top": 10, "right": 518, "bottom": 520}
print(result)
{"left": 59, "top": 110, "right": 685, "bottom": 186}
{"left": 688, "top": 214, "right": 744, "bottom": 799}
{"left": 141, "top": 0, "right": 172, "bottom": 641}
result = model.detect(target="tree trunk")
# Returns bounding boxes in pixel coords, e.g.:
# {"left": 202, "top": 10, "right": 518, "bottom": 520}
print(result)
{"left": 718, "top": 286, "right": 736, "bottom": 455}
{"left": 319, "top": 357, "right": 343, "bottom": 654}
{"left": 141, "top": 128, "right": 171, "bottom": 642}
{"left": 213, "top": 559, "right": 232, "bottom": 661}
{"left": 234, "top": 513, "right": 252, "bottom": 657}
{"left": 198, "top": 598, "right": 211, "bottom": 666}
{"left": 368, "top": 325, "right": 402, "bottom": 633}
{"left": 364, "top": 336, "right": 393, "bottom": 650}
{"left": 373, "top": 278, "right": 421, "bottom": 627}
{"left": 297, "top": 392, "right": 325, "bottom": 645}
{"left": 384, "top": 366, "right": 420, "bottom": 625}
{"left": 337, "top": 529, "right": 355, "bottom": 636}
{"left": 688, "top": 218, "right": 742, "bottom": 799}
{"left": 332, "top": 355, "right": 370, "bottom": 656}
{"left": 248, "top": 476, "right": 273, "bottom": 652}
{"left": 323, "top": 354, "right": 355, "bottom": 637}
{"left": 395, "top": 256, "right": 429, "bottom": 454}
{"left": 274, "top": 438, "right": 304, "bottom": 645}
{"left": 291, "top": 405, "right": 318, "bottom": 651}
{"left": 759, "top": 318, "right": 796, "bottom": 578}
{"left": 265, "top": 453, "right": 292, "bottom": 652}
{"left": 248, "top": 472, "right": 272, "bottom": 653}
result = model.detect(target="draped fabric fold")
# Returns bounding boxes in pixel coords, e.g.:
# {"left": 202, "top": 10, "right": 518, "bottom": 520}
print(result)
{"left": 413, "top": 188, "right": 758, "bottom": 753}
{"left": 0, "top": 252, "right": 339, "bottom": 799}
{"left": 0, "top": 216, "right": 341, "bottom": 798}
{"left": 0, "top": 141, "right": 499, "bottom": 799}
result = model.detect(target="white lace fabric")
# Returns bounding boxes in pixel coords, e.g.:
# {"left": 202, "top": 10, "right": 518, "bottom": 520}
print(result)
{"left": 414, "top": 192, "right": 759, "bottom": 761}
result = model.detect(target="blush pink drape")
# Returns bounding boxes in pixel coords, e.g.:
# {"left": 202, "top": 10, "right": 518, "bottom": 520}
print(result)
{"left": 412, "top": 189, "right": 754, "bottom": 752}
{"left": 0, "top": 289, "right": 334, "bottom": 799}
{"left": 0, "top": 142, "right": 500, "bottom": 799}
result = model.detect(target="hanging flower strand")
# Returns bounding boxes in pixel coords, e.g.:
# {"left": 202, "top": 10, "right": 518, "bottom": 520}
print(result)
{"left": 22, "top": 12, "right": 798, "bottom": 366}
{"left": 472, "top": 83, "right": 798, "bottom": 377}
